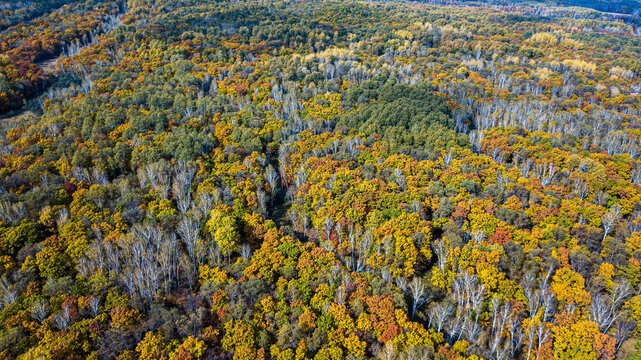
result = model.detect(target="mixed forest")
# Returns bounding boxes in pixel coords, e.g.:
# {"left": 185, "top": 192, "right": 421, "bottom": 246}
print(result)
{"left": 1, "top": 0, "right": 641, "bottom": 359}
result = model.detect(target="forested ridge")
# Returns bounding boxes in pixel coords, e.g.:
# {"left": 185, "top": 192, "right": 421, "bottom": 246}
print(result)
{"left": 438, "top": 0, "right": 641, "bottom": 16}
{"left": 1, "top": 0, "right": 641, "bottom": 359}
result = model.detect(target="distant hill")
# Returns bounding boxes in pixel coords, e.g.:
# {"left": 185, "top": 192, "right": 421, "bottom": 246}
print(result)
{"left": 412, "top": 0, "right": 640, "bottom": 16}
{"left": 472, "top": 0, "right": 641, "bottom": 15}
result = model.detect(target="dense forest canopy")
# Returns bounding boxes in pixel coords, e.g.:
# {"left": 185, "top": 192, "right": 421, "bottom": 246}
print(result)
{"left": 457, "top": 0, "right": 641, "bottom": 15}
{"left": 1, "top": 0, "right": 641, "bottom": 359}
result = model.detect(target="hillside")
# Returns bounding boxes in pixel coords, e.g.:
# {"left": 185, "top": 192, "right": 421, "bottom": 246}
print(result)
{"left": 1, "top": 0, "right": 641, "bottom": 359}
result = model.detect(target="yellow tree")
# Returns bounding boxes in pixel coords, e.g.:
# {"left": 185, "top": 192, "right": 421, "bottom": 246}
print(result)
{"left": 206, "top": 209, "right": 239, "bottom": 263}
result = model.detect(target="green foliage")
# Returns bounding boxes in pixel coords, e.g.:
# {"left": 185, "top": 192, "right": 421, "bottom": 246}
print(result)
{"left": 0, "top": 221, "right": 42, "bottom": 256}
{"left": 337, "top": 82, "right": 461, "bottom": 157}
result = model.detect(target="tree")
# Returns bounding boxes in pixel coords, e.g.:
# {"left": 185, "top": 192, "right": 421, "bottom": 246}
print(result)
{"left": 0, "top": 277, "right": 17, "bottom": 308}
{"left": 178, "top": 216, "right": 202, "bottom": 280}
{"left": 409, "top": 276, "right": 429, "bottom": 320}
{"left": 173, "top": 162, "right": 197, "bottom": 215}
{"left": 265, "top": 165, "right": 279, "bottom": 208}
{"left": 88, "top": 296, "right": 101, "bottom": 317}
{"left": 553, "top": 320, "right": 615, "bottom": 360}
{"left": 136, "top": 332, "right": 168, "bottom": 360}
{"left": 53, "top": 303, "right": 72, "bottom": 330}
{"left": 169, "top": 336, "right": 206, "bottom": 360}
{"left": 206, "top": 210, "right": 239, "bottom": 263}
{"left": 602, "top": 205, "right": 621, "bottom": 241}
{"left": 31, "top": 299, "right": 49, "bottom": 322}
{"left": 429, "top": 302, "right": 452, "bottom": 332}
{"left": 551, "top": 268, "right": 591, "bottom": 309}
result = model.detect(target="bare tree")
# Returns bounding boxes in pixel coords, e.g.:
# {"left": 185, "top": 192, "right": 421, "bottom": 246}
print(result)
{"left": 393, "top": 168, "right": 406, "bottom": 191}
{"left": 519, "top": 159, "right": 533, "bottom": 178}
{"left": 173, "top": 162, "right": 197, "bottom": 214}
{"left": 594, "top": 190, "right": 609, "bottom": 207}
{"left": 573, "top": 178, "right": 590, "bottom": 200}
{"left": 489, "top": 297, "right": 504, "bottom": 341}
{"left": 353, "top": 230, "right": 371, "bottom": 273}
{"left": 542, "top": 289, "right": 556, "bottom": 323}
{"left": 615, "top": 315, "right": 636, "bottom": 353}
{"left": 322, "top": 217, "right": 335, "bottom": 242}
{"left": 631, "top": 166, "right": 641, "bottom": 185}
{"left": 590, "top": 294, "right": 618, "bottom": 333}
{"left": 508, "top": 315, "right": 524, "bottom": 358}
{"left": 611, "top": 281, "right": 632, "bottom": 306}
{"left": 195, "top": 190, "right": 217, "bottom": 218}
{"left": 401, "top": 345, "right": 432, "bottom": 360}
{"left": 451, "top": 271, "right": 486, "bottom": 345}
{"left": 0, "top": 200, "right": 26, "bottom": 225}
{"left": 447, "top": 313, "right": 465, "bottom": 345}
{"left": 88, "top": 296, "right": 101, "bottom": 317}
{"left": 31, "top": 299, "right": 50, "bottom": 322}
{"left": 429, "top": 302, "right": 452, "bottom": 332}
{"left": 139, "top": 161, "right": 172, "bottom": 198}
{"left": 239, "top": 244, "right": 252, "bottom": 260}
{"left": 208, "top": 242, "right": 223, "bottom": 267}
{"left": 179, "top": 253, "right": 196, "bottom": 292}
{"left": 53, "top": 303, "right": 72, "bottom": 330}
{"left": 535, "top": 162, "right": 557, "bottom": 187}
{"left": 256, "top": 189, "right": 268, "bottom": 214}
{"left": 495, "top": 344, "right": 510, "bottom": 360}
{"left": 409, "top": 277, "right": 429, "bottom": 320}
{"left": 525, "top": 321, "right": 537, "bottom": 360}
{"left": 0, "top": 277, "right": 17, "bottom": 308}
{"left": 288, "top": 208, "right": 299, "bottom": 231}
{"left": 56, "top": 207, "right": 69, "bottom": 229}
{"left": 409, "top": 199, "right": 425, "bottom": 220}
{"left": 265, "top": 164, "right": 279, "bottom": 207}
{"left": 395, "top": 277, "right": 408, "bottom": 293}
{"left": 433, "top": 239, "right": 448, "bottom": 272}
{"left": 590, "top": 280, "right": 631, "bottom": 333}
{"left": 335, "top": 286, "right": 346, "bottom": 306}
{"left": 158, "top": 233, "right": 178, "bottom": 293}
{"left": 470, "top": 130, "right": 484, "bottom": 153}
{"left": 471, "top": 229, "right": 485, "bottom": 244}
{"left": 378, "top": 342, "right": 397, "bottom": 360}
{"left": 443, "top": 151, "right": 453, "bottom": 166}
{"left": 178, "top": 216, "right": 202, "bottom": 281}
{"left": 278, "top": 145, "right": 291, "bottom": 189}
{"left": 535, "top": 323, "right": 550, "bottom": 360}
{"left": 602, "top": 205, "right": 621, "bottom": 241}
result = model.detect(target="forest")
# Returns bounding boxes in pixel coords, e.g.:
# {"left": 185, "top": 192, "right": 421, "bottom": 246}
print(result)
{"left": 1, "top": 0, "right": 641, "bottom": 359}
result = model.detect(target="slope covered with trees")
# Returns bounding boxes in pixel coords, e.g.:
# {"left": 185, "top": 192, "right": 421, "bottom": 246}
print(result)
{"left": 1, "top": 0, "right": 641, "bottom": 359}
